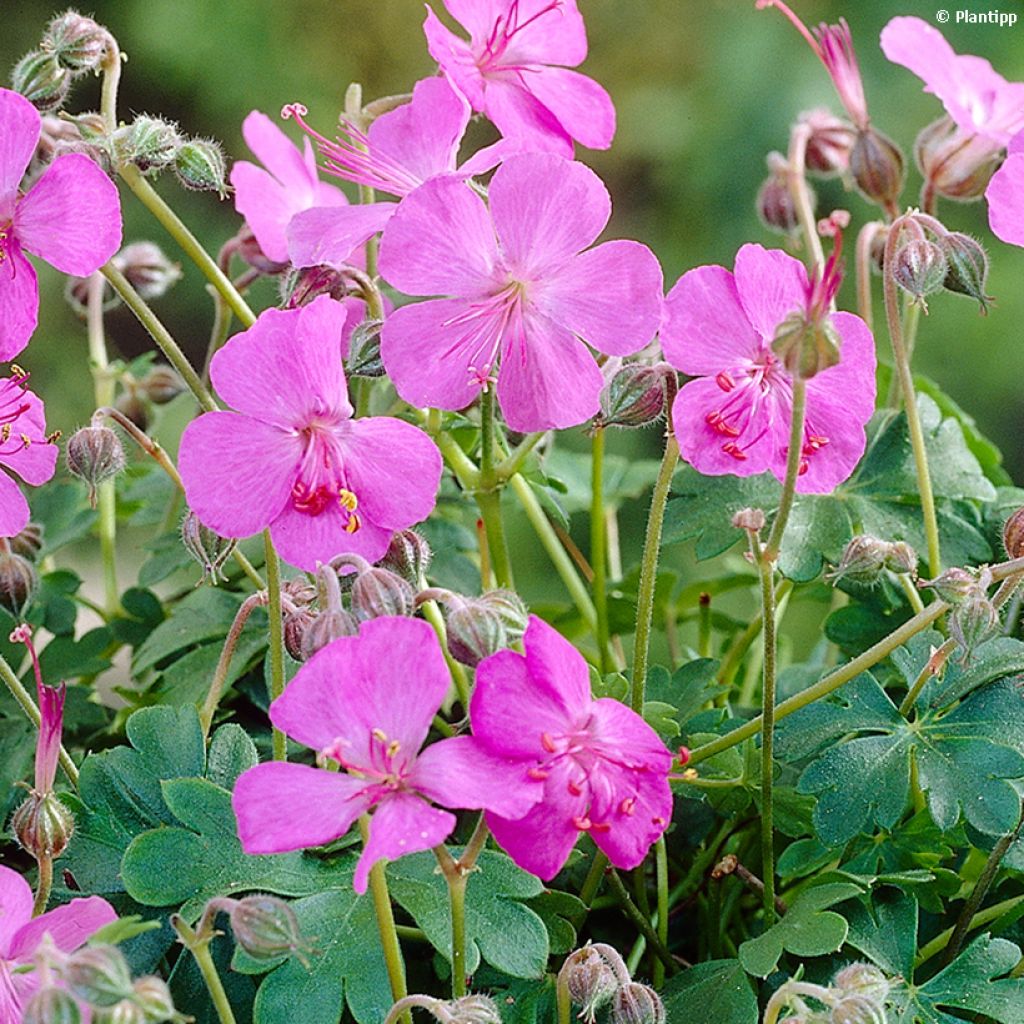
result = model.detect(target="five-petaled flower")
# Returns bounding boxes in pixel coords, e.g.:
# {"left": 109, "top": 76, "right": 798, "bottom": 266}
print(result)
{"left": 232, "top": 616, "right": 541, "bottom": 893}
{"left": 178, "top": 295, "right": 442, "bottom": 571}
{"left": 0, "top": 87, "right": 122, "bottom": 363}
{"left": 423, "top": 0, "right": 615, "bottom": 154}
{"left": 378, "top": 152, "right": 663, "bottom": 431}
{"left": 661, "top": 243, "right": 876, "bottom": 494}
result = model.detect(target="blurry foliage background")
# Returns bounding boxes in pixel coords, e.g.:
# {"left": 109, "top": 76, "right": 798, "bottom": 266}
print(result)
{"left": 3, "top": 0, "right": 1023, "bottom": 640}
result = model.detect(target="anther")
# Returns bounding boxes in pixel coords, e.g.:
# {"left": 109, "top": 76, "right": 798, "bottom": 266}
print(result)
{"left": 715, "top": 370, "right": 736, "bottom": 392}
{"left": 722, "top": 442, "right": 748, "bottom": 461}
{"left": 540, "top": 732, "right": 557, "bottom": 753}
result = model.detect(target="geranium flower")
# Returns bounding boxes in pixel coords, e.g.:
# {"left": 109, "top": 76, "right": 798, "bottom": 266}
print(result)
{"left": 423, "top": 0, "right": 615, "bottom": 154}
{"left": 0, "top": 368, "right": 58, "bottom": 537}
{"left": 661, "top": 243, "right": 876, "bottom": 494}
{"left": 467, "top": 615, "right": 673, "bottom": 880}
{"left": 987, "top": 130, "right": 1024, "bottom": 246}
{"left": 0, "top": 864, "right": 116, "bottom": 1022}
{"left": 178, "top": 295, "right": 442, "bottom": 571}
{"left": 378, "top": 153, "right": 663, "bottom": 431}
{"left": 0, "top": 88, "right": 122, "bottom": 362}
{"left": 232, "top": 616, "right": 541, "bottom": 893}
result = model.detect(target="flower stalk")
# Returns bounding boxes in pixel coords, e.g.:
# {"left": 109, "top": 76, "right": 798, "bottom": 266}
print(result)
{"left": 591, "top": 426, "right": 612, "bottom": 673}
{"left": 264, "top": 531, "right": 287, "bottom": 762}
{"left": 172, "top": 915, "right": 238, "bottom": 1024}
{"left": 476, "top": 387, "right": 514, "bottom": 590}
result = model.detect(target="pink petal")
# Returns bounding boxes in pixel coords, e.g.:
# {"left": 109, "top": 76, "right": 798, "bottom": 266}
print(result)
{"left": 489, "top": 0, "right": 588, "bottom": 67}
{"left": 410, "top": 736, "right": 543, "bottom": 818}
{"left": 0, "top": 469, "right": 30, "bottom": 538}
{"left": 523, "top": 66, "right": 616, "bottom": 150}
{"left": 16, "top": 154, "right": 121, "bottom": 276}
{"left": 523, "top": 615, "right": 592, "bottom": 714}
{"left": 480, "top": 79, "right": 574, "bottom": 155}
{"left": 178, "top": 412, "right": 299, "bottom": 539}
{"left": 0, "top": 386, "right": 57, "bottom": 485}
{"left": 287, "top": 203, "right": 395, "bottom": 269}
{"left": 489, "top": 154, "right": 609, "bottom": 274}
{"left": 0, "top": 89, "right": 40, "bottom": 201}
{"left": 879, "top": 18, "right": 957, "bottom": 98}
{"left": 424, "top": 7, "right": 487, "bottom": 111}
{"left": 0, "top": 866, "right": 32, "bottom": 958}
{"left": 34, "top": 683, "right": 65, "bottom": 794}
{"left": 987, "top": 154, "right": 1024, "bottom": 247}
{"left": 338, "top": 417, "right": 442, "bottom": 529}
{"left": 242, "top": 111, "right": 315, "bottom": 195}
{"left": 732, "top": 244, "right": 809, "bottom": 343}
{"left": 534, "top": 240, "right": 662, "bottom": 356}
{"left": 233, "top": 762, "right": 371, "bottom": 854}
{"left": 661, "top": 264, "right": 760, "bottom": 375}
{"left": 354, "top": 792, "right": 455, "bottom": 893}
{"left": 378, "top": 175, "right": 499, "bottom": 297}
{"left": 270, "top": 500, "right": 392, "bottom": 571}
{"left": 209, "top": 298, "right": 352, "bottom": 427}
{"left": 495, "top": 309, "right": 603, "bottom": 431}
{"left": 591, "top": 766, "right": 673, "bottom": 871}
{"left": 797, "top": 311, "right": 877, "bottom": 494}
{"left": 8, "top": 897, "right": 117, "bottom": 961}
{"left": 588, "top": 698, "right": 674, "bottom": 776}
{"left": 1010, "top": 129, "right": 1024, "bottom": 156}
{"left": 230, "top": 161, "right": 306, "bottom": 265}
{"left": 0, "top": 246, "right": 39, "bottom": 363}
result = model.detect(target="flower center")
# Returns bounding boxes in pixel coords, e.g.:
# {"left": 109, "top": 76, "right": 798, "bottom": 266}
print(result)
{"left": 0, "top": 220, "right": 13, "bottom": 270}
{"left": 290, "top": 418, "right": 361, "bottom": 531}
{"left": 320, "top": 728, "right": 408, "bottom": 789}
{"left": 0, "top": 368, "right": 55, "bottom": 461}
{"left": 477, "top": 0, "right": 565, "bottom": 72}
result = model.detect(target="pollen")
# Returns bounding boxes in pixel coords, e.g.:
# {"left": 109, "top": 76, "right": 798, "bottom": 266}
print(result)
{"left": 344, "top": 512, "right": 362, "bottom": 534}
{"left": 338, "top": 488, "right": 358, "bottom": 512}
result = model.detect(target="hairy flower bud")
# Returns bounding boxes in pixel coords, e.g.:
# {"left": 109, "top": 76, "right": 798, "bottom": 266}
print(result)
{"left": 891, "top": 239, "right": 947, "bottom": 305}
{"left": 447, "top": 995, "right": 502, "bottom": 1023}
{"left": 301, "top": 606, "right": 360, "bottom": 660}
{"left": 42, "top": 11, "right": 110, "bottom": 73}
{"left": 22, "top": 986, "right": 84, "bottom": 1024}
{"left": 114, "top": 244, "right": 182, "bottom": 302}
{"left": 10, "top": 522, "right": 45, "bottom": 561}
{"left": 112, "top": 116, "right": 181, "bottom": 174}
{"left": 756, "top": 170, "right": 804, "bottom": 237}
{"left": 12, "top": 51, "right": 71, "bottom": 113}
{"left": 93, "top": 1001, "right": 147, "bottom": 1024}
{"left": 446, "top": 602, "right": 506, "bottom": 667}
{"left": 129, "top": 976, "right": 178, "bottom": 1021}
{"left": 228, "top": 895, "right": 310, "bottom": 964}
{"left": 283, "top": 607, "right": 316, "bottom": 662}
{"left": 173, "top": 139, "right": 228, "bottom": 196}
{"left": 0, "top": 549, "right": 39, "bottom": 618}
{"left": 65, "top": 946, "right": 134, "bottom": 1007}
{"left": 771, "top": 308, "right": 841, "bottom": 379}
{"left": 235, "top": 224, "right": 288, "bottom": 275}
{"left": 611, "top": 982, "right": 666, "bottom": 1024}
{"left": 478, "top": 589, "right": 529, "bottom": 640}
{"left": 850, "top": 127, "right": 905, "bottom": 211}
{"left": 12, "top": 790, "right": 75, "bottom": 859}
{"left": 915, "top": 116, "right": 1002, "bottom": 201}
{"left": 950, "top": 587, "right": 999, "bottom": 656}
{"left": 351, "top": 568, "right": 416, "bottom": 621}
{"left": 347, "top": 319, "right": 386, "bottom": 378}
{"left": 66, "top": 425, "right": 125, "bottom": 506}
{"left": 939, "top": 233, "right": 991, "bottom": 313}
{"left": 597, "top": 363, "right": 669, "bottom": 429}
{"left": 565, "top": 947, "right": 619, "bottom": 1023}
{"left": 800, "top": 108, "right": 855, "bottom": 177}
{"left": 833, "top": 963, "right": 890, "bottom": 1004}
{"left": 830, "top": 994, "right": 887, "bottom": 1024}
{"left": 1004, "top": 508, "right": 1024, "bottom": 559}
{"left": 139, "top": 366, "right": 186, "bottom": 405}
{"left": 380, "top": 529, "right": 432, "bottom": 586}
{"left": 920, "top": 567, "right": 976, "bottom": 604}
{"left": 826, "top": 535, "right": 890, "bottom": 586}
{"left": 281, "top": 265, "right": 349, "bottom": 307}
{"left": 731, "top": 507, "right": 766, "bottom": 533}
{"left": 180, "top": 510, "right": 236, "bottom": 584}
{"left": 883, "top": 541, "right": 917, "bottom": 578}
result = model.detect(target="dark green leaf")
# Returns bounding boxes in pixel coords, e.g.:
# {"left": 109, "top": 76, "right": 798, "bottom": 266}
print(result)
{"left": 661, "top": 959, "right": 758, "bottom": 1024}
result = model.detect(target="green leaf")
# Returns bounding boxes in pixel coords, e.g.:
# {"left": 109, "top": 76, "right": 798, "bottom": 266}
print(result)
{"left": 842, "top": 888, "right": 918, "bottom": 979}
{"left": 738, "top": 882, "right": 863, "bottom": 977}
{"left": 523, "top": 890, "right": 586, "bottom": 955}
{"left": 661, "top": 959, "right": 758, "bottom": 1024}
{"left": 206, "top": 724, "right": 259, "bottom": 789}
{"left": 537, "top": 448, "right": 664, "bottom": 514}
{"left": 88, "top": 915, "right": 163, "bottom": 947}
{"left": 29, "top": 481, "right": 97, "bottom": 556}
{"left": 388, "top": 849, "right": 548, "bottom": 979}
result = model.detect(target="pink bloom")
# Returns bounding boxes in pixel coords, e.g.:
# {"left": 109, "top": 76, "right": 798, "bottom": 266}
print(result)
{"left": 468, "top": 615, "right": 673, "bottom": 880}
{"left": 232, "top": 617, "right": 540, "bottom": 893}
{"left": 987, "top": 130, "right": 1024, "bottom": 246}
{"left": 11, "top": 624, "right": 63, "bottom": 794}
{"left": 283, "top": 77, "right": 514, "bottom": 269}
{"left": 178, "top": 296, "right": 442, "bottom": 571}
{"left": 0, "top": 369, "right": 59, "bottom": 538}
{"left": 423, "top": 0, "right": 615, "bottom": 154}
{"left": 378, "top": 153, "right": 663, "bottom": 431}
{"left": 0, "top": 864, "right": 116, "bottom": 1022}
{"left": 0, "top": 88, "right": 122, "bottom": 362}
{"left": 661, "top": 243, "right": 876, "bottom": 494}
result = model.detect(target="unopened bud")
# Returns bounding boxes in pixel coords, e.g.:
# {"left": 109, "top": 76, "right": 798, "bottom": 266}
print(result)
{"left": 826, "top": 535, "right": 889, "bottom": 586}
{"left": 597, "top": 363, "right": 669, "bottom": 429}
{"left": 139, "top": 366, "right": 186, "bottom": 405}
{"left": 351, "top": 568, "right": 416, "bottom": 621}
{"left": 565, "top": 948, "right": 618, "bottom": 1023}
{"left": 611, "top": 982, "right": 666, "bottom": 1024}
{"left": 771, "top": 307, "right": 841, "bottom": 379}
{"left": 114, "top": 392, "right": 149, "bottom": 432}
{"left": 830, "top": 994, "right": 887, "bottom": 1024}
{"left": 236, "top": 224, "right": 288, "bottom": 275}
{"left": 478, "top": 589, "right": 529, "bottom": 639}
{"left": 180, "top": 510, "right": 236, "bottom": 584}
{"left": 10, "top": 522, "right": 44, "bottom": 561}
{"left": 732, "top": 507, "right": 766, "bottom": 533}
{"left": 833, "top": 963, "right": 889, "bottom": 1004}
{"left": 0, "top": 549, "right": 39, "bottom": 618}
{"left": 66, "top": 425, "right": 125, "bottom": 506}
{"left": 228, "top": 895, "right": 310, "bottom": 965}
{"left": 920, "top": 567, "right": 976, "bottom": 604}
{"left": 22, "top": 987, "right": 84, "bottom": 1024}
{"left": 1004, "top": 508, "right": 1024, "bottom": 559}
{"left": 346, "top": 319, "right": 386, "bottom": 378}
{"left": 65, "top": 946, "right": 134, "bottom": 1007}
{"left": 12, "top": 51, "right": 71, "bottom": 113}
{"left": 380, "top": 529, "right": 432, "bottom": 586}
{"left": 114, "top": 243, "right": 182, "bottom": 302}
{"left": 129, "top": 976, "right": 178, "bottom": 1021}
{"left": 756, "top": 169, "right": 804, "bottom": 236}
{"left": 282, "top": 265, "right": 349, "bottom": 307}
{"left": 950, "top": 588, "right": 999, "bottom": 656}
{"left": 42, "top": 11, "right": 110, "bottom": 73}
{"left": 112, "top": 116, "right": 181, "bottom": 174}
{"left": 800, "top": 108, "right": 855, "bottom": 177}
{"left": 12, "top": 790, "right": 75, "bottom": 859}
{"left": 173, "top": 138, "right": 228, "bottom": 197}
{"left": 93, "top": 1001, "right": 147, "bottom": 1024}
{"left": 850, "top": 127, "right": 905, "bottom": 211}
{"left": 283, "top": 607, "right": 316, "bottom": 662}
{"left": 939, "top": 233, "right": 991, "bottom": 313}
{"left": 884, "top": 541, "right": 917, "bottom": 577}
{"left": 447, "top": 995, "right": 502, "bottom": 1023}
{"left": 447, "top": 603, "right": 506, "bottom": 667}
{"left": 891, "top": 239, "right": 947, "bottom": 305}
{"left": 301, "top": 606, "right": 359, "bottom": 660}
{"left": 916, "top": 116, "right": 1002, "bottom": 201}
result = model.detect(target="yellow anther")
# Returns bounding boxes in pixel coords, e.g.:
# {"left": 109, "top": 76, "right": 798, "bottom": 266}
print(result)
{"left": 9, "top": 364, "right": 25, "bottom": 381}
{"left": 372, "top": 728, "right": 388, "bottom": 743}
{"left": 338, "top": 488, "right": 358, "bottom": 512}
{"left": 345, "top": 512, "right": 362, "bottom": 534}
{"left": 19, "top": 434, "right": 30, "bottom": 447}
{"left": 387, "top": 740, "right": 401, "bottom": 757}
{"left": 0, "top": 425, "right": 9, "bottom": 442}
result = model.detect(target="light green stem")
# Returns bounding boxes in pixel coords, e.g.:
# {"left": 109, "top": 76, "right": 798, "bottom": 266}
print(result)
{"left": 173, "top": 918, "right": 237, "bottom": 1024}
{"left": 763, "top": 378, "right": 807, "bottom": 563}
{"left": 917, "top": 893, "right": 1024, "bottom": 968}
{"left": 900, "top": 572, "right": 926, "bottom": 614}
{"left": 32, "top": 856, "right": 52, "bottom": 917}
{"left": 264, "top": 532, "right": 287, "bottom": 761}
{"left": 579, "top": 852, "right": 608, "bottom": 907}
{"left": 420, "top": 600, "right": 470, "bottom": 709}
{"left": 898, "top": 636, "right": 957, "bottom": 716}
{"left": 606, "top": 870, "right": 678, "bottom": 976}
{"left": 591, "top": 427, "right": 612, "bottom": 674}
{"left": 653, "top": 837, "right": 669, "bottom": 988}
{"left": 496, "top": 431, "right": 547, "bottom": 481}
{"left": 476, "top": 388, "right": 514, "bottom": 589}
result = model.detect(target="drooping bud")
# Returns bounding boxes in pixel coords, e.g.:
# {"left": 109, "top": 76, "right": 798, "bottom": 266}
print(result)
{"left": 235, "top": 224, "right": 289, "bottom": 275}
{"left": 180, "top": 510, "right": 236, "bottom": 585}
{"left": 756, "top": 159, "right": 806, "bottom": 237}
{"left": 826, "top": 535, "right": 890, "bottom": 586}
{"left": 830, "top": 994, "right": 887, "bottom": 1024}
{"left": 112, "top": 116, "right": 181, "bottom": 174}
{"left": 915, "top": 116, "right": 1002, "bottom": 201}
{"left": 950, "top": 587, "right": 1000, "bottom": 656}
{"left": 138, "top": 366, "right": 186, "bottom": 406}
{"left": 351, "top": 568, "right": 416, "bottom": 621}
{"left": 1004, "top": 508, "right": 1024, "bottom": 560}
{"left": 301, "top": 606, "right": 360, "bottom": 660}
{"left": 0, "top": 549, "right": 39, "bottom": 618}
{"left": 10, "top": 522, "right": 45, "bottom": 561}
{"left": 41, "top": 11, "right": 110, "bottom": 73}
{"left": 12, "top": 51, "right": 71, "bottom": 113}
{"left": 477, "top": 590, "right": 529, "bottom": 641}
{"left": 919, "top": 567, "right": 976, "bottom": 604}
{"left": 799, "top": 108, "right": 855, "bottom": 177}
{"left": 446, "top": 602, "right": 506, "bottom": 667}
{"left": 883, "top": 541, "right": 917, "bottom": 578}
{"left": 65, "top": 946, "right": 135, "bottom": 1007}
{"left": 227, "top": 895, "right": 311, "bottom": 965}
{"left": 128, "top": 976, "right": 178, "bottom": 1022}
{"left": 939, "top": 233, "right": 991, "bottom": 313}
{"left": 597, "top": 363, "right": 670, "bottom": 429}
{"left": 22, "top": 987, "right": 84, "bottom": 1024}
{"left": 346, "top": 318, "right": 386, "bottom": 378}
{"left": 283, "top": 607, "right": 316, "bottom": 662}
{"left": 890, "top": 239, "right": 947, "bottom": 306}
{"left": 565, "top": 947, "right": 619, "bottom": 1023}
{"left": 380, "top": 529, "right": 432, "bottom": 586}
{"left": 281, "top": 265, "right": 349, "bottom": 308}
{"left": 66, "top": 425, "right": 126, "bottom": 506}
{"left": 833, "top": 963, "right": 890, "bottom": 1004}
{"left": 114, "top": 392, "right": 149, "bottom": 432}
{"left": 447, "top": 995, "right": 502, "bottom": 1024}
{"left": 850, "top": 127, "right": 905, "bottom": 212}
{"left": 114, "top": 243, "right": 182, "bottom": 302}
{"left": 173, "top": 138, "right": 228, "bottom": 197}
{"left": 611, "top": 982, "right": 666, "bottom": 1024}
{"left": 12, "top": 790, "right": 76, "bottom": 859}
{"left": 731, "top": 507, "right": 766, "bottom": 534}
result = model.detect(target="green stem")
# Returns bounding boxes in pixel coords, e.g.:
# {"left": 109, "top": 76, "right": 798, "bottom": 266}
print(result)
{"left": 99, "top": 36, "right": 121, "bottom": 132}
{"left": 898, "top": 636, "right": 958, "bottom": 716}
{"left": 476, "top": 388, "right": 514, "bottom": 589}
{"left": 631, "top": 433, "right": 680, "bottom": 714}
{"left": 606, "top": 869, "right": 678, "bottom": 976}
{"left": 855, "top": 221, "right": 884, "bottom": 331}
{"left": 434, "top": 845, "right": 468, "bottom": 998}
{"left": 884, "top": 220, "right": 941, "bottom": 577}
{"left": 718, "top": 579, "right": 794, "bottom": 688}
{"left": 763, "top": 378, "right": 807, "bottom": 563}
{"left": 420, "top": 600, "right": 470, "bottom": 709}
{"left": 653, "top": 837, "right": 669, "bottom": 988}
{"left": 172, "top": 918, "right": 237, "bottom": 1024}
{"left": 754, "top": 536, "right": 778, "bottom": 926}
{"left": 579, "top": 852, "right": 608, "bottom": 907}
{"left": 591, "top": 427, "right": 612, "bottom": 674}
{"left": 787, "top": 121, "right": 825, "bottom": 269}
{"left": 556, "top": 968, "right": 572, "bottom": 1024}
{"left": 900, "top": 572, "right": 926, "bottom": 614}
{"left": 697, "top": 593, "right": 712, "bottom": 659}
{"left": 917, "top": 894, "right": 1024, "bottom": 967}
{"left": 200, "top": 593, "right": 266, "bottom": 736}
{"left": 495, "top": 431, "right": 547, "bottom": 481}
{"left": 263, "top": 532, "right": 287, "bottom": 761}
{"left": 32, "top": 856, "right": 52, "bottom": 917}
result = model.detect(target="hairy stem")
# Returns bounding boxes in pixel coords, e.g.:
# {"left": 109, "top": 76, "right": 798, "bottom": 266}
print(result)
{"left": 32, "top": 856, "right": 53, "bottom": 917}
{"left": 606, "top": 869, "right": 679, "bottom": 976}
{"left": 475, "top": 388, "right": 514, "bottom": 589}
{"left": 172, "top": 917, "right": 238, "bottom": 1024}
{"left": 263, "top": 532, "right": 287, "bottom": 761}
{"left": 591, "top": 427, "right": 612, "bottom": 674}
{"left": 200, "top": 592, "right": 267, "bottom": 736}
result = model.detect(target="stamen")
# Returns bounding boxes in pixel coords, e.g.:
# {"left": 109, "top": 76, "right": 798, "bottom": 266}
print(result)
{"left": 722, "top": 442, "right": 748, "bottom": 461}
{"left": 715, "top": 370, "right": 736, "bottom": 392}
{"left": 572, "top": 815, "right": 592, "bottom": 832}
{"left": 567, "top": 779, "right": 582, "bottom": 797}
{"left": 540, "top": 732, "right": 557, "bottom": 753}
{"left": 527, "top": 767, "right": 549, "bottom": 781}
{"left": 619, "top": 797, "right": 636, "bottom": 816}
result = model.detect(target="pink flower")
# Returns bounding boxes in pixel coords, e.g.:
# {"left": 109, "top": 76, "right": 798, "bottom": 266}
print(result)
{"left": 0, "top": 368, "right": 59, "bottom": 538}
{"left": 378, "top": 153, "right": 663, "bottom": 431}
{"left": 987, "top": 130, "right": 1024, "bottom": 246}
{"left": 11, "top": 624, "right": 63, "bottom": 795}
{"left": 661, "top": 243, "right": 876, "bottom": 494}
{"left": 0, "top": 88, "right": 122, "bottom": 362}
{"left": 178, "top": 296, "right": 442, "bottom": 571}
{"left": 0, "top": 864, "right": 116, "bottom": 1022}
{"left": 232, "top": 617, "right": 540, "bottom": 893}
{"left": 283, "top": 77, "right": 514, "bottom": 269}
{"left": 467, "top": 615, "right": 673, "bottom": 880}
{"left": 423, "top": 0, "right": 615, "bottom": 154}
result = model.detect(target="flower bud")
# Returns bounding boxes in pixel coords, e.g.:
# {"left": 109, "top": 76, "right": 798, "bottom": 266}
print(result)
{"left": 826, "top": 535, "right": 890, "bottom": 586}
{"left": 283, "top": 607, "right": 316, "bottom": 662}
{"left": 950, "top": 588, "right": 999, "bottom": 656}
{"left": 42, "top": 11, "right": 110, "bottom": 73}
{"left": 915, "top": 116, "right": 1002, "bottom": 201}
{"left": 173, "top": 139, "right": 228, "bottom": 196}
{"left": 66, "top": 425, "right": 126, "bottom": 506}
{"left": 12, "top": 51, "right": 71, "bottom": 113}
{"left": 447, "top": 995, "right": 502, "bottom": 1023}
{"left": 446, "top": 602, "right": 506, "bottom": 667}
{"left": 301, "top": 606, "right": 360, "bottom": 660}
{"left": 565, "top": 948, "right": 619, "bottom": 1023}
{"left": 1004, "top": 508, "right": 1024, "bottom": 559}
{"left": 850, "top": 127, "right": 905, "bottom": 211}
{"left": 228, "top": 895, "right": 310, "bottom": 964}
{"left": 22, "top": 987, "right": 84, "bottom": 1024}
{"left": 12, "top": 790, "right": 76, "bottom": 859}
{"left": 380, "top": 529, "right": 432, "bottom": 586}
{"left": 833, "top": 963, "right": 889, "bottom": 1004}
{"left": 10, "top": 522, "right": 45, "bottom": 561}
{"left": 114, "top": 243, "right": 182, "bottom": 302}
{"left": 138, "top": 366, "right": 186, "bottom": 406}
{"left": 346, "top": 319, "right": 386, "bottom": 378}
{"left": 891, "top": 239, "right": 947, "bottom": 305}
{"left": 93, "top": 1001, "right": 147, "bottom": 1024}
{"left": 0, "top": 549, "right": 39, "bottom": 618}
{"left": 477, "top": 589, "right": 529, "bottom": 640}
{"left": 65, "top": 946, "right": 134, "bottom": 1007}
{"left": 800, "top": 108, "right": 855, "bottom": 177}
{"left": 611, "top": 982, "right": 666, "bottom": 1024}
{"left": 351, "top": 568, "right": 416, "bottom": 621}
{"left": 235, "top": 224, "right": 288, "bottom": 275}
{"left": 939, "top": 233, "right": 991, "bottom": 313}
{"left": 731, "top": 507, "right": 765, "bottom": 533}
{"left": 883, "top": 541, "right": 917, "bottom": 578}
{"left": 129, "top": 976, "right": 177, "bottom": 1021}
{"left": 919, "top": 567, "right": 976, "bottom": 604}
{"left": 112, "top": 116, "right": 181, "bottom": 174}
{"left": 597, "top": 363, "right": 669, "bottom": 429}
{"left": 830, "top": 994, "right": 886, "bottom": 1024}
{"left": 771, "top": 308, "right": 841, "bottom": 379}
{"left": 282, "top": 265, "right": 350, "bottom": 307}
{"left": 114, "top": 392, "right": 149, "bottom": 432}
{"left": 756, "top": 169, "right": 804, "bottom": 237}
{"left": 180, "top": 510, "right": 236, "bottom": 584}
